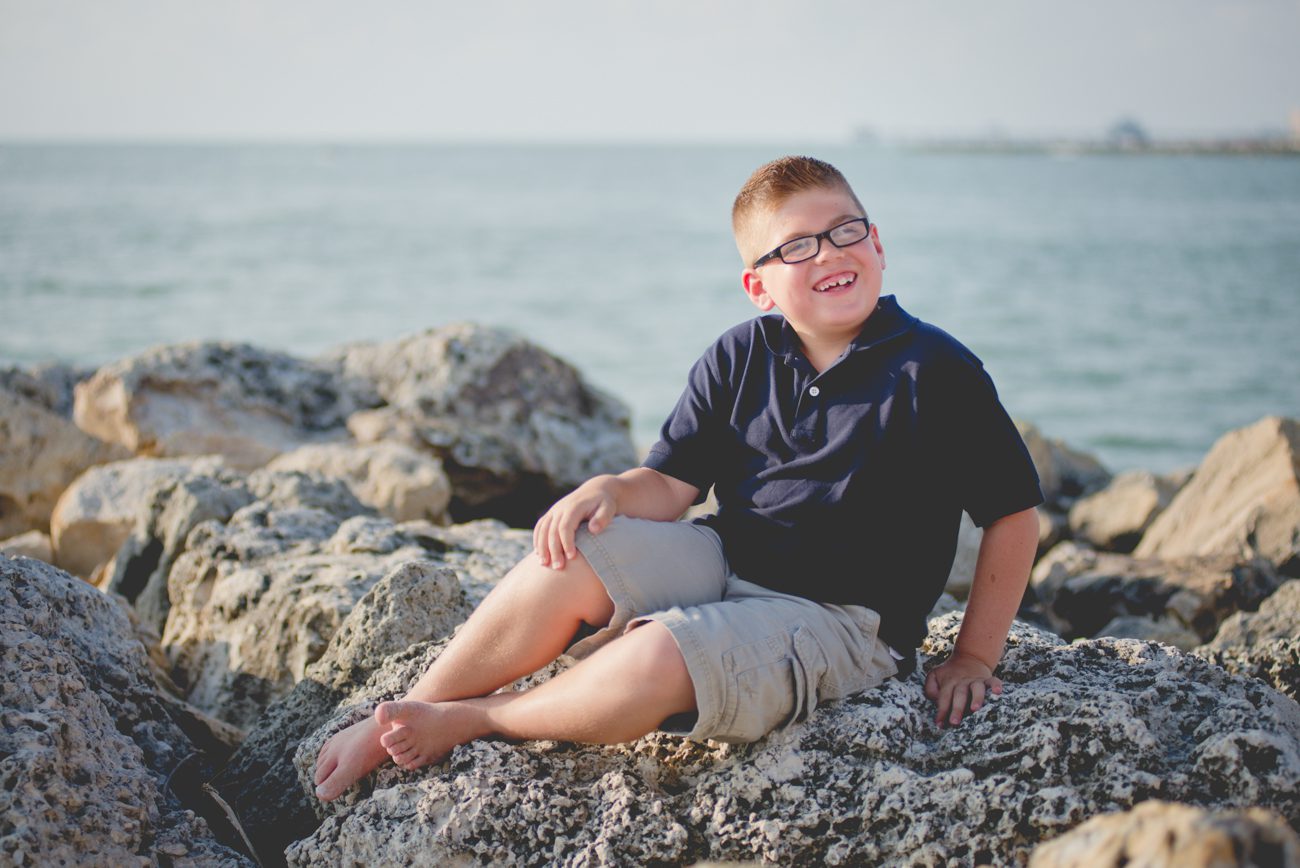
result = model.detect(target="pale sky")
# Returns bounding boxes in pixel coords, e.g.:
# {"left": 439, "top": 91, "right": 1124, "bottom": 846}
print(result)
{"left": 2, "top": 0, "right": 1298, "bottom": 142}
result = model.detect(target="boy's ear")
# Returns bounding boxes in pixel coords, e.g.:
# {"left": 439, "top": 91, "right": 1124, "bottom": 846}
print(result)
{"left": 741, "top": 269, "right": 776, "bottom": 312}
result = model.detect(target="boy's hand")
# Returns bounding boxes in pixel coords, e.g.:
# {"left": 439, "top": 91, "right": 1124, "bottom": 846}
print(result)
{"left": 533, "top": 475, "right": 620, "bottom": 570}
{"left": 924, "top": 651, "right": 1002, "bottom": 728}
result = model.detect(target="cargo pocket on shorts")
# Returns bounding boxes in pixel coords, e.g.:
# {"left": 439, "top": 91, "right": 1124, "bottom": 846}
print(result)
{"left": 717, "top": 625, "right": 828, "bottom": 743}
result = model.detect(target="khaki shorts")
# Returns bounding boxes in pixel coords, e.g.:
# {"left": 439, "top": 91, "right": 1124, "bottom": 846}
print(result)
{"left": 569, "top": 516, "right": 899, "bottom": 744}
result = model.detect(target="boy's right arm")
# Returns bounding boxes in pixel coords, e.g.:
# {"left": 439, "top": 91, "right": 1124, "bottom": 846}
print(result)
{"left": 533, "top": 468, "right": 700, "bottom": 570}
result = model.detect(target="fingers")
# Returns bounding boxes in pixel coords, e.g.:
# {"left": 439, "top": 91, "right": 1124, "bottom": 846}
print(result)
{"left": 923, "top": 669, "right": 939, "bottom": 701}
{"left": 588, "top": 497, "right": 615, "bottom": 535}
{"left": 968, "top": 680, "right": 987, "bottom": 713}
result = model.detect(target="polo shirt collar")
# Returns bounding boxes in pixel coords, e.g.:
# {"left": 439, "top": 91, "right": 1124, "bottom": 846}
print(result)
{"left": 761, "top": 295, "right": 917, "bottom": 363}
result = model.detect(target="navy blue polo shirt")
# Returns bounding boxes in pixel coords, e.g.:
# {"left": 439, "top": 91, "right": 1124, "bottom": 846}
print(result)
{"left": 644, "top": 295, "right": 1044, "bottom": 655}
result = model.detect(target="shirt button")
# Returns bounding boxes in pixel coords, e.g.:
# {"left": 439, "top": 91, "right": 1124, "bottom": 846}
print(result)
{"left": 809, "top": 386, "right": 821, "bottom": 397}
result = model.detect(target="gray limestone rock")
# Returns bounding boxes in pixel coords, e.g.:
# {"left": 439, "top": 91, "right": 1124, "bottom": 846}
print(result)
{"left": 1028, "top": 800, "right": 1300, "bottom": 867}
{"left": 0, "top": 361, "right": 94, "bottom": 418}
{"left": 326, "top": 324, "right": 638, "bottom": 526}
{"left": 0, "top": 385, "right": 128, "bottom": 539}
{"left": 0, "top": 529, "right": 52, "bottom": 563}
{"left": 0, "top": 554, "right": 253, "bottom": 866}
{"left": 106, "top": 465, "right": 258, "bottom": 636}
{"left": 1136, "top": 416, "right": 1300, "bottom": 576}
{"left": 73, "top": 341, "right": 381, "bottom": 470}
{"left": 1016, "top": 421, "right": 1111, "bottom": 508}
{"left": 266, "top": 440, "right": 453, "bottom": 524}
{"left": 1196, "top": 581, "right": 1300, "bottom": 701}
{"left": 277, "top": 615, "right": 1300, "bottom": 867}
{"left": 50, "top": 455, "right": 223, "bottom": 579}
{"left": 1031, "top": 543, "right": 1282, "bottom": 643}
{"left": 1093, "top": 614, "right": 1202, "bottom": 651}
{"left": 210, "top": 560, "right": 472, "bottom": 865}
{"left": 1068, "top": 469, "right": 1178, "bottom": 554}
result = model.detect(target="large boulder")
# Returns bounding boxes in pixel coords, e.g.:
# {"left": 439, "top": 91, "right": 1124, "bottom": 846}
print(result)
{"left": 1028, "top": 800, "right": 1300, "bottom": 867}
{"left": 0, "top": 385, "right": 127, "bottom": 539}
{"left": 1068, "top": 470, "right": 1179, "bottom": 554}
{"left": 266, "top": 441, "right": 452, "bottom": 524}
{"left": 105, "top": 465, "right": 259, "bottom": 636}
{"left": 1196, "top": 580, "right": 1300, "bottom": 701}
{"left": 211, "top": 561, "right": 477, "bottom": 864}
{"left": 1031, "top": 542, "right": 1282, "bottom": 643}
{"left": 265, "top": 613, "right": 1299, "bottom": 866}
{"left": 0, "top": 530, "right": 52, "bottom": 563}
{"left": 73, "top": 341, "right": 379, "bottom": 470}
{"left": 326, "top": 324, "right": 638, "bottom": 526}
{"left": 0, "top": 554, "right": 253, "bottom": 865}
{"left": 0, "top": 362, "right": 93, "bottom": 418}
{"left": 49, "top": 455, "right": 223, "bottom": 579}
{"left": 1136, "top": 416, "right": 1300, "bottom": 575}
{"left": 1016, "top": 421, "right": 1111, "bottom": 508}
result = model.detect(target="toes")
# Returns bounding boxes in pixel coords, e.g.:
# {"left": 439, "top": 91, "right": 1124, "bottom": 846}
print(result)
{"left": 379, "top": 728, "right": 411, "bottom": 750}
{"left": 392, "top": 746, "right": 418, "bottom": 765}
{"left": 314, "top": 755, "right": 337, "bottom": 785}
{"left": 375, "top": 700, "right": 408, "bottom": 727}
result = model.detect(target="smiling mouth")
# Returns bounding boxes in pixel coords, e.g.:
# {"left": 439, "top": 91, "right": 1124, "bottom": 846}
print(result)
{"left": 814, "top": 273, "right": 856, "bottom": 292}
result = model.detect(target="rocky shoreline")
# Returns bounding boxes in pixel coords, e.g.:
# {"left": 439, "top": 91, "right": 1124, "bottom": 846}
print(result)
{"left": 2, "top": 325, "right": 1297, "bottom": 866}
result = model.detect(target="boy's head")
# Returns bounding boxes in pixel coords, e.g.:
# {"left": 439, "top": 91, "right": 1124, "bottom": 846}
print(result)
{"left": 731, "top": 156, "right": 866, "bottom": 267}
{"left": 733, "top": 156, "right": 885, "bottom": 354}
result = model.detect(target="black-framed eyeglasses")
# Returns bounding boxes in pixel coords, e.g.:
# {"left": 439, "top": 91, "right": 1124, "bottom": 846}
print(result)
{"left": 752, "top": 216, "right": 872, "bottom": 268}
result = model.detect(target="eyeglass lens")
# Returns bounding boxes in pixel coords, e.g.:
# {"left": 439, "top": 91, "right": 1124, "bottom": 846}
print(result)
{"left": 779, "top": 219, "right": 869, "bottom": 264}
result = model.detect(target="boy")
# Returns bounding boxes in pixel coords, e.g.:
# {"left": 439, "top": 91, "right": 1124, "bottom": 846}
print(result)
{"left": 313, "top": 156, "right": 1042, "bottom": 802}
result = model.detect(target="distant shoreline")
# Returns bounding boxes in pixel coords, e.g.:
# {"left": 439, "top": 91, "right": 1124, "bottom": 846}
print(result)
{"left": 898, "top": 139, "right": 1300, "bottom": 157}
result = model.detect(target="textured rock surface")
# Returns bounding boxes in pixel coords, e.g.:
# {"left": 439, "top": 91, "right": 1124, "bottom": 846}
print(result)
{"left": 106, "top": 465, "right": 258, "bottom": 636}
{"left": 212, "top": 561, "right": 472, "bottom": 864}
{"left": 1031, "top": 542, "right": 1282, "bottom": 642}
{"left": 50, "top": 455, "right": 221, "bottom": 579}
{"left": 0, "top": 529, "right": 53, "bottom": 562}
{"left": 266, "top": 441, "right": 452, "bottom": 524}
{"left": 1069, "top": 469, "right": 1178, "bottom": 553}
{"left": 278, "top": 614, "right": 1300, "bottom": 867}
{"left": 327, "top": 324, "right": 638, "bottom": 526}
{"left": 1196, "top": 580, "right": 1300, "bottom": 701}
{"left": 1136, "top": 416, "right": 1300, "bottom": 575}
{"left": 0, "top": 554, "right": 253, "bottom": 866}
{"left": 0, "top": 385, "right": 127, "bottom": 538}
{"left": 73, "top": 341, "right": 379, "bottom": 470}
{"left": 0, "top": 362, "right": 93, "bottom": 418}
{"left": 1093, "top": 614, "right": 1202, "bottom": 651}
{"left": 1028, "top": 800, "right": 1300, "bottom": 867}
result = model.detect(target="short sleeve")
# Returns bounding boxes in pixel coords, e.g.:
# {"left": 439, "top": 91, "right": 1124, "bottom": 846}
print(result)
{"left": 642, "top": 344, "right": 732, "bottom": 505}
{"left": 935, "top": 357, "right": 1044, "bottom": 528}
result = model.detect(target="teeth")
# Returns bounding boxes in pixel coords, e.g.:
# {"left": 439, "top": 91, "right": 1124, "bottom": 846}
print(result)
{"left": 815, "top": 275, "right": 855, "bottom": 292}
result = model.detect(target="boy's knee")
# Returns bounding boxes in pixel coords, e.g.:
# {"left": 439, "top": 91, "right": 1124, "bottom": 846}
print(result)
{"left": 627, "top": 621, "right": 689, "bottom": 680}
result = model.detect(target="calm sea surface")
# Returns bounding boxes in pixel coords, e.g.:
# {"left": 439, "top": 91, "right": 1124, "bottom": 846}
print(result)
{"left": 1, "top": 143, "right": 1297, "bottom": 474}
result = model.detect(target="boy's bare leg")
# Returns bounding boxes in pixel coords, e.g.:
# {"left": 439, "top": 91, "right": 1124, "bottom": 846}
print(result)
{"left": 313, "top": 551, "right": 617, "bottom": 801}
{"left": 376, "top": 619, "right": 695, "bottom": 770}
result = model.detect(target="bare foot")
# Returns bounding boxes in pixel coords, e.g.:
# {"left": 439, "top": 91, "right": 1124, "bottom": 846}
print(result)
{"left": 313, "top": 716, "right": 390, "bottom": 802}
{"left": 375, "top": 700, "right": 486, "bottom": 771}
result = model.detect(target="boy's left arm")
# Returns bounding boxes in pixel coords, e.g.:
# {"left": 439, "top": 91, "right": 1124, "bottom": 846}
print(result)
{"left": 924, "top": 506, "right": 1039, "bottom": 727}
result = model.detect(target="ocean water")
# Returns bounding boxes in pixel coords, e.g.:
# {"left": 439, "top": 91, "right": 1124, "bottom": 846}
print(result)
{"left": 1, "top": 143, "right": 1297, "bottom": 474}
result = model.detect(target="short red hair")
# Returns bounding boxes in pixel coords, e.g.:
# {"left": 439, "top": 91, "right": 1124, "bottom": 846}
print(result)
{"left": 732, "top": 156, "right": 866, "bottom": 265}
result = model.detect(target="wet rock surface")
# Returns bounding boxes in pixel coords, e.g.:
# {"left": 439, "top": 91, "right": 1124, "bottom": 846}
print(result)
{"left": 278, "top": 614, "right": 1300, "bottom": 867}
{"left": 0, "top": 554, "right": 253, "bottom": 866}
